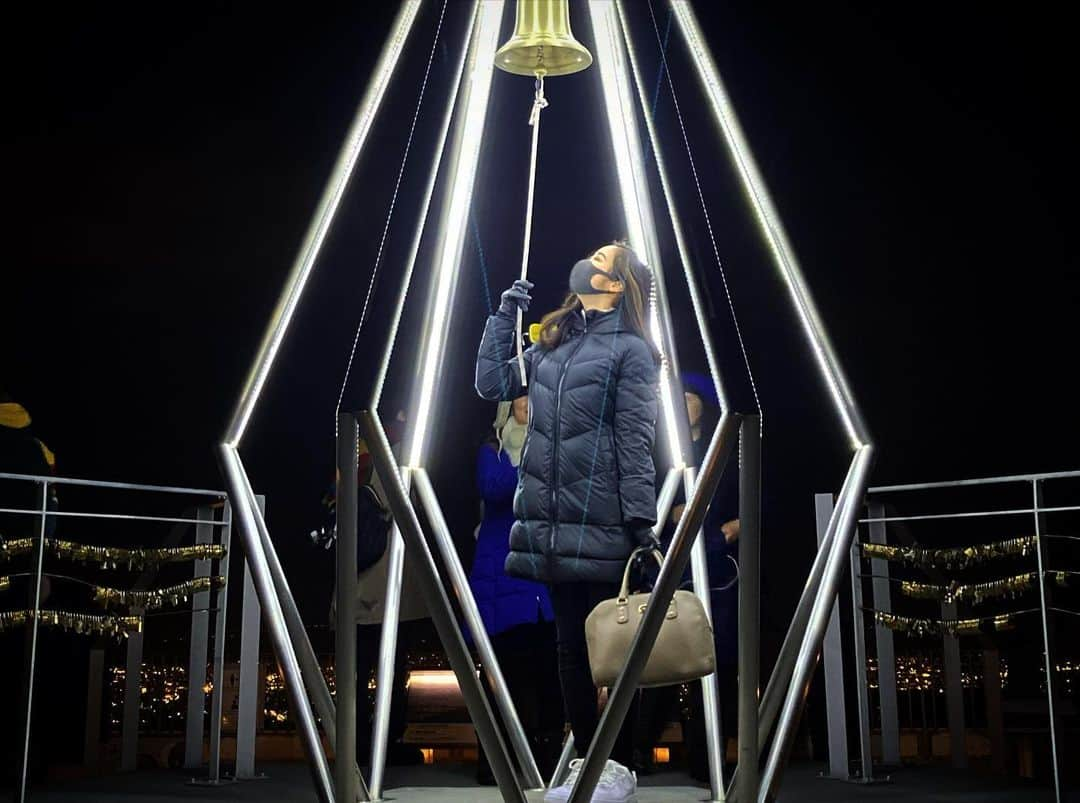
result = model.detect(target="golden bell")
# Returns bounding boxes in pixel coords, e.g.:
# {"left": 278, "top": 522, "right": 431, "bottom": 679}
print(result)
{"left": 495, "top": 0, "right": 592, "bottom": 77}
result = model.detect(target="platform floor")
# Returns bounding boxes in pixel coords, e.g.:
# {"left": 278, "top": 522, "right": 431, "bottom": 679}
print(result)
{"left": 4, "top": 761, "right": 1070, "bottom": 802}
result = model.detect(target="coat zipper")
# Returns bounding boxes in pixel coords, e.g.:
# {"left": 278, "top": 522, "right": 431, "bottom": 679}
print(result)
{"left": 549, "top": 312, "right": 589, "bottom": 560}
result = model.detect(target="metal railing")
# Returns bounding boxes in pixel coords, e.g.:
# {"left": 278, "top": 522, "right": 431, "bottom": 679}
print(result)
{"left": 0, "top": 472, "right": 262, "bottom": 800}
{"left": 817, "top": 470, "right": 1079, "bottom": 802}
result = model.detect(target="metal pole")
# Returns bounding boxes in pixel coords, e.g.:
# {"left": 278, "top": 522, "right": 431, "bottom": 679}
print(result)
{"left": 336, "top": 413, "right": 360, "bottom": 803}
{"left": 849, "top": 543, "right": 873, "bottom": 781}
{"left": 866, "top": 500, "right": 900, "bottom": 766}
{"left": 568, "top": 413, "right": 741, "bottom": 803}
{"left": 16, "top": 481, "right": 49, "bottom": 803}
{"left": 413, "top": 469, "right": 544, "bottom": 789}
{"left": 940, "top": 600, "right": 966, "bottom": 769}
{"left": 735, "top": 416, "right": 761, "bottom": 801}
{"left": 1032, "top": 480, "right": 1062, "bottom": 802}
{"left": 233, "top": 457, "right": 370, "bottom": 800}
{"left": 685, "top": 464, "right": 726, "bottom": 803}
{"left": 235, "top": 503, "right": 263, "bottom": 780}
{"left": 358, "top": 410, "right": 527, "bottom": 803}
{"left": 208, "top": 501, "right": 233, "bottom": 782}
{"left": 234, "top": 569, "right": 260, "bottom": 778}
{"left": 654, "top": 466, "right": 684, "bottom": 538}
{"left": 218, "top": 446, "right": 335, "bottom": 803}
{"left": 369, "top": 492, "right": 406, "bottom": 801}
{"left": 550, "top": 731, "right": 576, "bottom": 788}
{"left": 83, "top": 646, "right": 105, "bottom": 769}
{"left": 185, "top": 506, "right": 214, "bottom": 768}
{"left": 121, "top": 606, "right": 146, "bottom": 772}
{"left": 726, "top": 454, "right": 862, "bottom": 802}
{"left": 759, "top": 445, "right": 875, "bottom": 802}
{"left": 814, "top": 493, "right": 848, "bottom": 780}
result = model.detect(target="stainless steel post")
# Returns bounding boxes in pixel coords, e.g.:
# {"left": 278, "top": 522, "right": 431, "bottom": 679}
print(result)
{"left": 235, "top": 501, "right": 263, "bottom": 780}
{"left": 185, "top": 505, "right": 214, "bottom": 768}
{"left": 849, "top": 543, "right": 874, "bottom": 781}
{"left": 755, "top": 454, "right": 861, "bottom": 746}
{"left": 369, "top": 489, "right": 406, "bottom": 801}
{"left": 336, "top": 413, "right": 360, "bottom": 803}
{"left": 208, "top": 501, "right": 233, "bottom": 782}
{"left": 234, "top": 459, "right": 369, "bottom": 799}
{"left": 413, "top": 469, "right": 543, "bottom": 789}
{"left": 814, "top": 493, "right": 848, "bottom": 780}
{"left": 358, "top": 411, "right": 527, "bottom": 803}
{"left": 16, "top": 480, "right": 49, "bottom": 803}
{"left": 121, "top": 605, "right": 146, "bottom": 772}
{"left": 940, "top": 600, "right": 966, "bottom": 769}
{"left": 550, "top": 731, "right": 576, "bottom": 788}
{"left": 866, "top": 500, "right": 899, "bottom": 766}
{"left": 568, "top": 413, "right": 741, "bottom": 803}
{"left": 735, "top": 416, "right": 761, "bottom": 801}
{"left": 654, "top": 467, "right": 684, "bottom": 538}
{"left": 758, "top": 445, "right": 874, "bottom": 802}
{"left": 218, "top": 446, "right": 335, "bottom": 803}
{"left": 1032, "top": 480, "right": 1062, "bottom": 802}
{"left": 685, "top": 465, "right": 726, "bottom": 802}
{"left": 83, "top": 646, "right": 105, "bottom": 769}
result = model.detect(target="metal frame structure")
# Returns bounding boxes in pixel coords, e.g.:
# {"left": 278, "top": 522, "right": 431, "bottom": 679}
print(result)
{"left": 835, "top": 470, "right": 1079, "bottom": 803}
{"left": 217, "top": 1, "right": 871, "bottom": 801}
{"left": 0, "top": 472, "right": 233, "bottom": 803}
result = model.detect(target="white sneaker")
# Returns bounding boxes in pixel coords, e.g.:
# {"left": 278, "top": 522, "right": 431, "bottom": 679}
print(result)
{"left": 544, "top": 758, "right": 582, "bottom": 802}
{"left": 544, "top": 759, "right": 637, "bottom": 803}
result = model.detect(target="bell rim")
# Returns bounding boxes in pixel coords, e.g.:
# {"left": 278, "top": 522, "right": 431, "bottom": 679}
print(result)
{"left": 494, "top": 39, "right": 594, "bottom": 77}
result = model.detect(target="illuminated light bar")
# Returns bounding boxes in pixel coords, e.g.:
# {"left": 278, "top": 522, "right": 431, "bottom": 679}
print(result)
{"left": 371, "top": 3, "right": 480, "bottom": 411}
{"left": 669, "top": 0, "right": 869, "bottom": 449}
{"left": 407, "top": 1, "right": 505, "bottom": 468}
{"left": 613, "top": 0, "right": 728, "bottom": 413}
{"left": 225, "top": 0, "right": 423, "bottom": 447}
{"left": 588, "top": 0, "right": 684, "bottom": 468}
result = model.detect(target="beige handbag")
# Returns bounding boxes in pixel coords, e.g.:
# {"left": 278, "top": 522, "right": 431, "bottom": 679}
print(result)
{"left": 585, "top": 547, "right": 716, "bottom": 689}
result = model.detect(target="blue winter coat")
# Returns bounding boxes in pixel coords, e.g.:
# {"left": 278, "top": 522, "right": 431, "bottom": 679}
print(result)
{"left": 475, "top": 302, "right": 660, "bottom": 584}
{"left": 469, "top": 444, "right": 555, "bottom": 637}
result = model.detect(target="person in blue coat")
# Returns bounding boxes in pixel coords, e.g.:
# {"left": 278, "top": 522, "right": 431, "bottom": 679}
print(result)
{"left": 476, "top": 241, "right": 660, "bottom": 803}
{"left": 469, "top": 393, "right": 561, "bottom": 783}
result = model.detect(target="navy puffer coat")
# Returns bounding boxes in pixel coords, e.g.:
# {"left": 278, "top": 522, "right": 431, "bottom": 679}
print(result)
{"left": 475, "top": 302, "right": 659, "bottom": 584}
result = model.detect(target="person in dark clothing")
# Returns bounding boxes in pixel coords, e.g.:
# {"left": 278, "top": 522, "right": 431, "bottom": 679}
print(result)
{"left": 476, "top": 241, "right": 659, "bottom": 803}
{"left": 469, "top": 394, "right": 562, "bottom": 783}
{"left": 633, "top": 372, "right": 740, "bottom": 782}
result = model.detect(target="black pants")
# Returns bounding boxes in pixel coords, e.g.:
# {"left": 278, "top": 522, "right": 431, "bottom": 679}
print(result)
{"left": 476, "top": 621, "right": 564, "bottom": 781}
{"left": 549, "top": 581, "right": 638, "bottom": 767}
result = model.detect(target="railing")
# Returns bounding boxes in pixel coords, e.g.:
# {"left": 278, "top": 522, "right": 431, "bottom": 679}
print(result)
{"left": 817, "top": 470, "right": 1079, "bottom": 802}
{"left": 0, "top": 472, "right": 264, "bottom": 800}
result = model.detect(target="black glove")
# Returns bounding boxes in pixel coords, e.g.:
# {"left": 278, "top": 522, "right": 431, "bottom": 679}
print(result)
{"left": 630, "top": 524, "right": 660, "bottom": 550}
{"left": 498, "top": 279, "right": 534, "bottom": 315}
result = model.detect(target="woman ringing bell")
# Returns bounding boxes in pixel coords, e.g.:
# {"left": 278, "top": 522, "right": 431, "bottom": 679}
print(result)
{"left": 476, "top": 240, "right": 659, "bottom": 803}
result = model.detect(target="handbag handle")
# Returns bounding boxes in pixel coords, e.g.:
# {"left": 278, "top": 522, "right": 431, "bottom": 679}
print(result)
{"left": 617, "top": 546, "right": 664, "bottom": 603}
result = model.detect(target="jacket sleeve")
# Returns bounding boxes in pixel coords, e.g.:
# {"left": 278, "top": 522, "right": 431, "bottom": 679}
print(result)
{"left": 614, "top": 338, "right": 659, "bottom": 529}
{"left": 475, "top": 309, "right": 534, "bottom": 401}
{"left": 477, "top": 444, "right": 518, "bottom": 504}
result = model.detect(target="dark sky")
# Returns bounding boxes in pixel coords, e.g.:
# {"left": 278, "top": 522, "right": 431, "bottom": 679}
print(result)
{"left": 2, "top": 0, "right": 1076, "bottom": 632}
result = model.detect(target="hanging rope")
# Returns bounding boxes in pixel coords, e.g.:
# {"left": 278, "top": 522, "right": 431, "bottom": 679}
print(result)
{"left": 514, "top": 74, "right": 548, "bottom": 386}
{"left": 645, "top": 0, "right": 762, "bottom": 420}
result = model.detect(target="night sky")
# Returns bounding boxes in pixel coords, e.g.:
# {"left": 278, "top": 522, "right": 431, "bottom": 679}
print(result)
{"left": 3, "top": 0, "right": 1076, "bottom": 645}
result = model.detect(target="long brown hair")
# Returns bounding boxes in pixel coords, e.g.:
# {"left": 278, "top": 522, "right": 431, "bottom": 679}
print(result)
{"left": 537, "top": 240, "right": 657, "bottom": 358}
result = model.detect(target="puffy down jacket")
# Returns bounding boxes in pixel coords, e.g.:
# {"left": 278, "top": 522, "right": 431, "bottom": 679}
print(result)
{"left": 475, "top": 302, "right": 659, "bottom": 584}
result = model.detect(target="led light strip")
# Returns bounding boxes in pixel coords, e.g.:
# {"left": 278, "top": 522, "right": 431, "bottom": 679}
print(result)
{"left": 407, "top": 1, "right": 505, "bottom": 467}
{"left": 669, "top": 0, "right": 868, "bottom": 449}
{"left": 589, "top": 0, "right": 684, "bottom": 467}
{"left": 225, "top": 0, "right": 422, "bottom": 447}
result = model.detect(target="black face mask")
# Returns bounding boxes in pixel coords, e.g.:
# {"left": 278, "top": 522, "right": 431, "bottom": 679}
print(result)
{"left": 569, "top": 258, "right": 619, "bottom": 295}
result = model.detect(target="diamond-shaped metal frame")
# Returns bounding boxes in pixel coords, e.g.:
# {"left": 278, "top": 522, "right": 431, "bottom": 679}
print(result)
{"left": 217, "top": 2, "right": 873, "bottom": 803}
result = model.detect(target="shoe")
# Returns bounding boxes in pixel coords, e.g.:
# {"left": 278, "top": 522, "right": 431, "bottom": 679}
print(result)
{"left": 544, "top": 759, "right": 637, "bottom": 803}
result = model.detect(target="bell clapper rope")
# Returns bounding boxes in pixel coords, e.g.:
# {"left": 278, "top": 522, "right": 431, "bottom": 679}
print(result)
{"left": 515, "top": 70, "right": 548, "bottom": 388}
